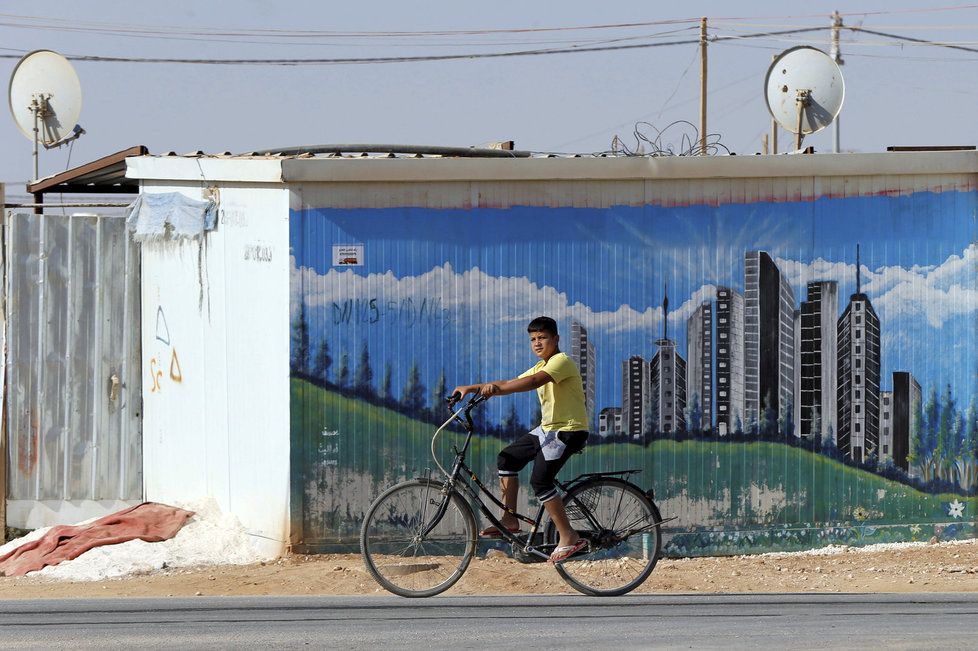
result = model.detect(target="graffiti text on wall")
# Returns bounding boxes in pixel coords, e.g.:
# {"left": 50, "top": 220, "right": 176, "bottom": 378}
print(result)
{"left": 331, "top": 297, "right": 457, "bottom": 328}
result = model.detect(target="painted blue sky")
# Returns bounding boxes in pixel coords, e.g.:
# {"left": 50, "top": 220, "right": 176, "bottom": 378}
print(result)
{"left": 291, "top": 190, "right": 978, "bottom": 424}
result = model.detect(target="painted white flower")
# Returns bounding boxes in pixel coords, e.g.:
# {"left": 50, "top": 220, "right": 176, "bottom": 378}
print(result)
{"left": 948, "top": 500, "right": 965, "bottom": 519}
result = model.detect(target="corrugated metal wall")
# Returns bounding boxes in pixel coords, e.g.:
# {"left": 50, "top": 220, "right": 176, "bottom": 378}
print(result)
{"left": 290, "top": 170, "right": 977, "bottom": 555}
{"left": 5, "top": 211, "right": 142, "bottom": 506}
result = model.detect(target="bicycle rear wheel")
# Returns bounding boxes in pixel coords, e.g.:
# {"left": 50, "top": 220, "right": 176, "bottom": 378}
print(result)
{"left": 360, "top": 478, "right": 476, "bottom": 598}
{"left": 546, "top": 478, "right": 662, "bottom": 596}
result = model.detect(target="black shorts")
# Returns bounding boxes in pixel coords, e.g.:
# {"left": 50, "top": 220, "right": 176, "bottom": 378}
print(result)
{"left": 497, "top": 430, "right": 588, "bottom": 503}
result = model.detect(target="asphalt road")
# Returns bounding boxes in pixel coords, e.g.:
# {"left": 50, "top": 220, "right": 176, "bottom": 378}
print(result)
{"left": 1, "top": 593, "right": 976, "bottom": 649}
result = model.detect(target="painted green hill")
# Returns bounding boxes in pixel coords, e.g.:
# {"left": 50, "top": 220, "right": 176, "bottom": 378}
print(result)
{"left": 291, "top": 378, "right": 975, "bottom": 555}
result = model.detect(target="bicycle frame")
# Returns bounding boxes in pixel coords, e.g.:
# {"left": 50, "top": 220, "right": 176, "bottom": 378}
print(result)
{"left": 425, "top": 396, "right": 650, "bottom": 561}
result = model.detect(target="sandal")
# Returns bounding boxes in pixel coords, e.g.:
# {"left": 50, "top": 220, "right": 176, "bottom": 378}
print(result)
{"left": 479, "top": 525, "right": 521, "bottom": 538}
{"left": 549, "top": 538, "right": 588, "bottom": 563}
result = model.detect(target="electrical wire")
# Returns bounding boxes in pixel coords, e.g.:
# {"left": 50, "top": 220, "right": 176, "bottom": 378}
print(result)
{"left": 847, "top": 25, "right": 978, "bottom": 53}
{"left": 716, "top": 39, "right": 978, "bottom": 61}
{"left": 0, "top": 19, "right": 698, "bottom": 49}
{"left": 0, "top": 5, "right": 974, "bottom": 40}
{"left": 0, "top": 27, "right": 829, "bottom": 65}
{"left": 550, "top": 69, "right": 760, "bottom": 152}
{"left": 0, "top": 12, "right": 702, "bottom": 38}
{"left": 59, "top": 139, "right": 75, "bottom": 217}
{"left": 655, "top": 48, "right": 700, "bottom": 121}
{"left": 708, "top": 4, "right": 978, "bottom": 21}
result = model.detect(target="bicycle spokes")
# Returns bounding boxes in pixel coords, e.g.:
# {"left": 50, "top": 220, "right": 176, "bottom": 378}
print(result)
{"left": 361, "top": 479, "right": 477, "bottom": 598}
{"left": 547, "top": 479, "right": 663, "bottom": 596}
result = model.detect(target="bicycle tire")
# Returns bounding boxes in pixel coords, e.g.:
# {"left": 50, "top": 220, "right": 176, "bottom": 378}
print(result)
{"left": 360, "top": 478, "right": 477, "bottom": 598}
{"left": 545, "top": 477, "right": 662, "bottom": 596}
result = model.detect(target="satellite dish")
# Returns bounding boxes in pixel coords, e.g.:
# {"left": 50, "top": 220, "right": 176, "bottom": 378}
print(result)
{"left": 8, "top": 49, "right": 85, "bottom": 179}
{"left": 764, "top": 46, "right": 844, "bottom": 150}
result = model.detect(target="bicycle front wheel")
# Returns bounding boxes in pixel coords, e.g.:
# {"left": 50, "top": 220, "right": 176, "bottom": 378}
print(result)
{"left": 360, "top": 479, "right": 476, "bottom": 598}
{"left": 546, "top": 478, "right": 662, "bottom": 596}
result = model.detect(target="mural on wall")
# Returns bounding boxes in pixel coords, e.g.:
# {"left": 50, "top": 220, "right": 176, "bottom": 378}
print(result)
{"left": 289, "top": 187, "right": 978, "bottom": 554}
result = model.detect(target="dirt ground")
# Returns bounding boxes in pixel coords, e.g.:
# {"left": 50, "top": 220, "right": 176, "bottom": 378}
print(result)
{"left": 0, "top": 539, "right": 975, "bottom": 599}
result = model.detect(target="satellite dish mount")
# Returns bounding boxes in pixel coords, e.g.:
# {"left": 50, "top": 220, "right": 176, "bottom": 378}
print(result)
{"left": 28, "top": 93, "right": 85, "bottom": 172}
{"left": 8, "top": 50, "right": 86, "bottom": 180}
{"left": 793, "top": 89, "right": 811, "bottom": 150}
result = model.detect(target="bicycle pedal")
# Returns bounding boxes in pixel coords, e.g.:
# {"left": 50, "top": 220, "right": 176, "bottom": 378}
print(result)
{"left": 510, "top": 544, "right": 549, "bottom": 564}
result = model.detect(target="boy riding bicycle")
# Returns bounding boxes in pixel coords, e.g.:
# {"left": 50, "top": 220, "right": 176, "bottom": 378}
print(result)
{"left": 451, "top": 316, "right": 589, "bottom": 563}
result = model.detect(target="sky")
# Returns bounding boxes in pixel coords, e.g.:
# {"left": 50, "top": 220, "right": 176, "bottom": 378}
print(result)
{"left": 2, "top": 1, "right": 978, "bottom": 194}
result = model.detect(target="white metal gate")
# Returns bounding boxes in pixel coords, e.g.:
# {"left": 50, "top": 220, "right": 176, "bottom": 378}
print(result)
{"left": 4, "top": 211, "right": 142, "bottom": 527}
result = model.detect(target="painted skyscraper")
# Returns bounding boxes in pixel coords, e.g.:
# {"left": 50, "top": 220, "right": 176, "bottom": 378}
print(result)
{"left": 622, "top": 356, "right": 650, "bottom": 441}
{"left": 793, "top": 309, "right": 801, "bottom": 437}
{"left": 799, "top": 281, "right": 839, "bottom": 444}
{"left": 744, "top": 251, "right": 796, "bottom": 431}
{"left": 880, "top": 390, "right": 894, "bottom": 463}
{"left": 837, "top": 247, "right": 882, "bottom": 463}
{"left": 651, "top": 289, "right": 687, "bottom": 433}
{"left": 686, "top": 301, "right": 713, "bottom": 431}
{"left": 885, "top": 371, "right": 921, "bottom": 471}
{"left": 598, "top": 406, "right": 623, "bottom": 438}
{"left": 569, "top": 320, "right": 597, "bottom": 427}
{"left": 715, "top": 286, "right": 745, "bottom": 436}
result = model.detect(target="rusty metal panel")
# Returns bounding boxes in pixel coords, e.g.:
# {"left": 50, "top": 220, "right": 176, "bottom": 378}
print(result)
{"left": 5, "top": 212, "right": 142, "bottom": 506}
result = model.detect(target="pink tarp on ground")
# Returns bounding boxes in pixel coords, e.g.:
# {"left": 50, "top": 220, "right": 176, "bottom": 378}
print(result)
{"left": 0, "top": 502, "right": 194, "bottom": 577}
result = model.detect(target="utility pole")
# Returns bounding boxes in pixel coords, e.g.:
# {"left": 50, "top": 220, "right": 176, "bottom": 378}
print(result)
{"left": 699, "top": 17, "right": 708, "bottom": 155}
{"left": 770, "top": 54, "right": 778, "bottom": 154}
{"left": 830, "top": 10, "right": 844, "bottom": 153}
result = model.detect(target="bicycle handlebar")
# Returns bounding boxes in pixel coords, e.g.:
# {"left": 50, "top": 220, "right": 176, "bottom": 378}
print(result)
{"left": 430, "top": 392, "right": 486, "bottom": 478}
{"left": 446, "top": 392, "right": 487, "bottom": 431}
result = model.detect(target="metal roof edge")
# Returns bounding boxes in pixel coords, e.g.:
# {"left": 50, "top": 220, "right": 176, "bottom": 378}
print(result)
{"left": 126, "top": 156, "right": 285, "bottom": 183}
{"left": 28, "top": 145, "right": 148, "bottom": 194}
{"left": 281, "top": 151, "right": 978, "bottom": 183}
{"left": 123, "top": 151, "right": 978, "bottom": 185}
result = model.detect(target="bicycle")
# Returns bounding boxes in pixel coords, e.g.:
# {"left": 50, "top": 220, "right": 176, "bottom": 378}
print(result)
{"left": 360, "top": 394, "right": 673, "bottom": 598}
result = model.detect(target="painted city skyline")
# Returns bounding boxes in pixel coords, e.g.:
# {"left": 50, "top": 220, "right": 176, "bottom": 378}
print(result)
{"left": 592, "top": 245, "right": 923, "bottom": 471}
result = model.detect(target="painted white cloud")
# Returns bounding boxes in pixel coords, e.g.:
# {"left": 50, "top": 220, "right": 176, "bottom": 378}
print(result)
{"left": 292, "top": 241, "right": 977, "bottom": 341}
{"left": 292, "top": 258, "right": 668, "bottom": 335}
{"left": 291, "top": 257, "right": 726, "bottom": 344}
{"left": 776, "top": 243, "right": 978, "bottom": 328}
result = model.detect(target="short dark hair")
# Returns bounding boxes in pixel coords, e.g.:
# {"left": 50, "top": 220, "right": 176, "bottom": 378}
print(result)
{"left": 527, "top": 316, "right": 559, "bottom": 337}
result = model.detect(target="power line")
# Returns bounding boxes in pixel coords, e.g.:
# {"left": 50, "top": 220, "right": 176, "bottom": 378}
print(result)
{"left": 718, "top": 40, "right": 978, "bottom": 61}
{"left": 0, "top": 18, "right": 698, "bottom": 49}
{"left": 0, "top": 13, "right": 702, "bottom": 40}
{"left": 0, "top": 27, "right": 826, "bottom": 65}
{"left": 709, "top": 4, "right": 978, "bottom": 21}
{"left": 847, "top": 25, "right": 978, "bottom": 54}
{"left": 0, "top": 5, "right": 974, "bottom": 40}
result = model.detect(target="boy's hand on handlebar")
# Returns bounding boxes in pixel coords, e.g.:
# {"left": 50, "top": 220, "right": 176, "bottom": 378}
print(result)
{"left": 449, "top": 386, "right": 473, "bottom": 401}
{"left": 479, "top": 383, "right": 500, "bottom": 398}
{"left": 448, "top": 383, "right": 497, "bottom": 406}
{"left": 449, "top": 385, "right": 481, "bottom": 407}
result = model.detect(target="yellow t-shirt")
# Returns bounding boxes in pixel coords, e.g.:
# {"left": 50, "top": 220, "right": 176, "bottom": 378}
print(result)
{"left": 519, "top": 352, "right": 589, "bottom": 432}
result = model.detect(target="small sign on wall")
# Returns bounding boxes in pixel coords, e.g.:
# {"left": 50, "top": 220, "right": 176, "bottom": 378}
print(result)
{"left": 332, "top": 244, "right": 364, "bottom": 267}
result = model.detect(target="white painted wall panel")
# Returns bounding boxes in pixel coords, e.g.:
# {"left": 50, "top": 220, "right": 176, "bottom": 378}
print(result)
{"left": 140, "top": 182, "right": 290, "bottom": 557}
